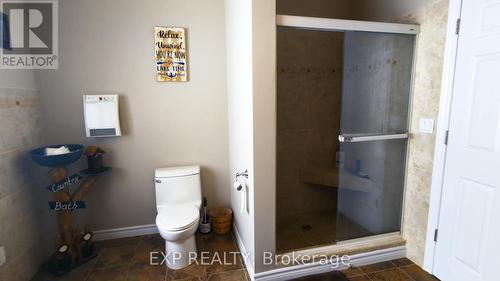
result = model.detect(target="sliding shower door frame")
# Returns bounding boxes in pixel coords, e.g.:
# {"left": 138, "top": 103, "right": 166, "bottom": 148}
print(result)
{"left": 277, "top": 15, "right": 419, "bottom": 34}
{"left": 275, "top": 15, "right": 420, "bottom": 256}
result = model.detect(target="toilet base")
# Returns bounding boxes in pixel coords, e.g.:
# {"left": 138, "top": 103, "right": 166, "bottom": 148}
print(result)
{"left": 165, "top": 235, "right": 197, "bottom": 270}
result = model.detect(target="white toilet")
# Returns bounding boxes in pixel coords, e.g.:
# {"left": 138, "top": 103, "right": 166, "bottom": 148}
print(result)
{"left": 154, "top": 166, "right": 202, "bottom": 269}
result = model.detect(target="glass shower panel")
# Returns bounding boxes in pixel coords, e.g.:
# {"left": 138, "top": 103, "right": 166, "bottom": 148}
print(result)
{"left": 276, "top": 26, "right": 345, "bottom": 252}
{"left": 336, "top": 31, "right": 415, "bottom": 241}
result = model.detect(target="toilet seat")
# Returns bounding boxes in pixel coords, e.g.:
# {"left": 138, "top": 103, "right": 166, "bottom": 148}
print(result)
{"left": 156, "top": 204, "right": 199, "bottom": 231}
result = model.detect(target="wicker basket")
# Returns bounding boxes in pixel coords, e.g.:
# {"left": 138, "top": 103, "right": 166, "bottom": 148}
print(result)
{"left": 209, "top": 207, "right": 233, "bottom": 234}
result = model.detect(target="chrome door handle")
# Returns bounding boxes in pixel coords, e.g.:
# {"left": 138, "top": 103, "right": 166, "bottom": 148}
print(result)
{"left": 338, "top": 133, "right": 408, "bottom": 143}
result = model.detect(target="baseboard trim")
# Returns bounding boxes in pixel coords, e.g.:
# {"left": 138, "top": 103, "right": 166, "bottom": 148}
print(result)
{"left": 233, "top": 223, "right": 256, "bottom": 280}
{"left": 93, "top": 224, "right": 159, "bottom": 241}
{"left": 254, "top": 246, "right": 406, "bottom": 281}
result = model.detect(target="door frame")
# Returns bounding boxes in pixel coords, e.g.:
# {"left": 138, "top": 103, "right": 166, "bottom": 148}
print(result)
{"left": 423, "top": 0, "right": 464, "bottom": 273}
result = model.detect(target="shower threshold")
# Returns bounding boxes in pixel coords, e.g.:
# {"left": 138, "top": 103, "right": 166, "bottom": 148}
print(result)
{"left": 275, "top": 232, "right": 405, "bottom": 267}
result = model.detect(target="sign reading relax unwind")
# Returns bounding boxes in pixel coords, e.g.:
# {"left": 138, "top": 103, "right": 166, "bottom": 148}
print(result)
{"left": 155, "top": 27, "right": 188, "bottom": 82}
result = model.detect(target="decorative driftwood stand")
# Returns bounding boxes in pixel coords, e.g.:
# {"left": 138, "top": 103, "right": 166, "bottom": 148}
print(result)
{"left": 49, "top": 166, "right": 98, "bottom": 260}
{"left": 29, "top": 144, "right": 110, "bottom": 275}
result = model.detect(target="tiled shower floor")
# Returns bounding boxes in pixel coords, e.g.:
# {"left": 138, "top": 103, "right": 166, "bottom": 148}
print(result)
{"left": 276, "top": 210, "right": 370, "bottom": 252}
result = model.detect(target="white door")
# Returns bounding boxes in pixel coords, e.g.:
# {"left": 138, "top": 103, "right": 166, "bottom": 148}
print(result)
{"left": 434, "top": 0, "right": 500, "bottom": 280}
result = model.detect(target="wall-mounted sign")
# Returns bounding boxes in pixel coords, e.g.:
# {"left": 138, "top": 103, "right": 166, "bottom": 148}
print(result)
{"left": 46, "top": 173, "right": 83, "bottom": 192}
{"left": 49, "top": 201, "right": 86, "bottom": 211}
{"left": 155, "top": 27, "right": 188, "bottom": 82}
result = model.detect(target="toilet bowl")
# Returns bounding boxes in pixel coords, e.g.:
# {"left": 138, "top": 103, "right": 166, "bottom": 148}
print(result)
{"left": 156, "top": 204, "right": 200, "bottom": 269}
{"left": 154, "top": 166, "right": 202, "bottom": 270}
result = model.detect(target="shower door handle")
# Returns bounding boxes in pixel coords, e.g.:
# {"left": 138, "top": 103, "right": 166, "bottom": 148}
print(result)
{"left": 338, "top": 133, "right": 408, "bottom": 143}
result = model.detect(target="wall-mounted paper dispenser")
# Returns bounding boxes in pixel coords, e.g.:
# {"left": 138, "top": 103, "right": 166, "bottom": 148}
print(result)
{"left": 83, "top": 94, "right": 121, "bottom": 137}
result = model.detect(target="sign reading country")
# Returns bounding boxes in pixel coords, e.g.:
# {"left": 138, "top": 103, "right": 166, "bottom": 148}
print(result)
{"left": 46, "top": 173, "right": 83, "bottom": 192}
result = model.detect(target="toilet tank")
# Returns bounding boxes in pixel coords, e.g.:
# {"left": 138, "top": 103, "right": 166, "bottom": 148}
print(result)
{"left": 155, "top": 166, "right": 202, "bottom": 210}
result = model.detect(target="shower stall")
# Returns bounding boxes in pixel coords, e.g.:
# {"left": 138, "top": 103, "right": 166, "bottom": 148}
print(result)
{"left": 276, "top": 16, "right": 418, "bottom": 253}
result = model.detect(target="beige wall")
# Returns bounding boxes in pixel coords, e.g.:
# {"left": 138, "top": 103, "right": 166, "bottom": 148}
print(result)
{"left": 395, "top": 0, "right": 449, "bottom": 266}
{"left": 225, "top": 0, "right": 256, "bottom": 274}
{"left": 252, "top": 0, "right": 277, "bottom": 273}
{"left": 0, "top": 71, "right": 46, "bottom": 280}
{"left": 225, "top": 0, "right": 278, "bottom": 274}
{"left": 37, "top": 0, "right": 229, "bottom": 231}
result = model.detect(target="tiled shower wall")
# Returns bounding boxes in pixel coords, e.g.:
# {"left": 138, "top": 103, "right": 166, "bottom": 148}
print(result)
{"left": 276, "top": 28, "right": 343, "bottom": 221}
{"left": 395, "top": 0, "right": 449, "bottom": 266}
{"left": 0, "top": 88, "right": 46, "bottom": 280}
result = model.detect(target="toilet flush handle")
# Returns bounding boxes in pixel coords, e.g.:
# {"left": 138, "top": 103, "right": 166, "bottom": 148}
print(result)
{"left": 153, "top": 179, "right": 161, "bottom": 183}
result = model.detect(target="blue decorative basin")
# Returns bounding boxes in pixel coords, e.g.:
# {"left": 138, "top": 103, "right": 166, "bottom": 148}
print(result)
{"left": 29, "top": 144, "right": 84, "bottom": 167}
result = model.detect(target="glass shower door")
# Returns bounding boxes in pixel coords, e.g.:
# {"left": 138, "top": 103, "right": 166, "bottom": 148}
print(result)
{"left": 336, "top": 31, "right": 415, "bottom": 241}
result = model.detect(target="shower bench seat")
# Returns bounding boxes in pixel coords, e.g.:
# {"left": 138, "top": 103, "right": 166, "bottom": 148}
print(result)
{"left": 300, "top": 166, "right": 371, "bottom": 192}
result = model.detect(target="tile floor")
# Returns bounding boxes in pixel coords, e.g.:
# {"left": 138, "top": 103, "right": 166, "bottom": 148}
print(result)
{"left": 31, "top": 232, "right": 438, "bottom": 281}
{"left": 31, "top": 232, "right": 249, "bottom": 281}
{"left": 295, "top": 258, "right": 440, "bottom": 281}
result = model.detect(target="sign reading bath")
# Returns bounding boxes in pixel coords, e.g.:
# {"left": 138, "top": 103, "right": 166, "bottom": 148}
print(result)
{"left": 49, "top": 200, "right": 86, "bottom": 211}
{"left": 46, "top": 173, "right": 83, "bottom": 192}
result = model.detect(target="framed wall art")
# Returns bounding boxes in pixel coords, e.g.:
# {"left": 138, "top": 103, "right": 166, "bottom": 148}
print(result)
{"left": 154, "top": 27, "right": 188, "bottom": 82}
